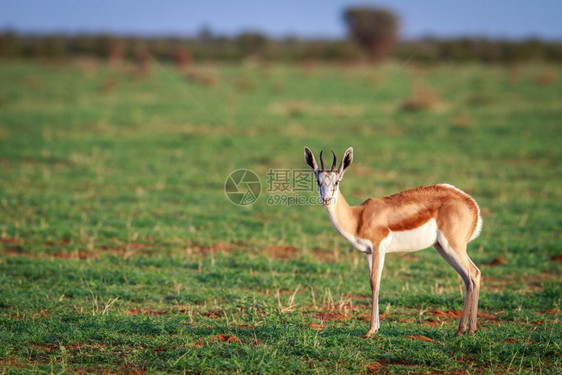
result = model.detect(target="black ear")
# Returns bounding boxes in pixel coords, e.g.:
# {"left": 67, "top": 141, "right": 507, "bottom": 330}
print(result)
{"left": 338, "top": 147, "right": 353, "bottom": 175}
{"left": 304, "top": 146, "right": 319, "bottom": 171}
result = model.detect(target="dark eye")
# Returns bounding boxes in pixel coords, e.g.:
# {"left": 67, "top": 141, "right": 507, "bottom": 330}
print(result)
{"left": 335, "top": 181, "right": 339, "bottom": 186}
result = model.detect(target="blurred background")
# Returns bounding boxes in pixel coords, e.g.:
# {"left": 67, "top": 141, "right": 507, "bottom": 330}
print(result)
{"left": 1, "top": 2, "right": 561, "bottom": 373}
{"left": 2, "top": 0, "right": 562, "bottom": 63}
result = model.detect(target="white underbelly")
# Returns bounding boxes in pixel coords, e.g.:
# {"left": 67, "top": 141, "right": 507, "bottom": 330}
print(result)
{"left": 385, "top": 219, "right": 438, "bottom": 253}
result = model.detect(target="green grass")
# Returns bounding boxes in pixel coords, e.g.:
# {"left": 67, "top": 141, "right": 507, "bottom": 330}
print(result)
{"left": 1, "top": 59, "right": 561, "bottom": 373}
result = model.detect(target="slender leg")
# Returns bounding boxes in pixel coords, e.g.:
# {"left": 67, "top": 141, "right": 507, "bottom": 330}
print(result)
{"left": 434, "top": 242, "right": 473, "bottom": 336}
{"left": 468, "top": 259, "right": 481, "bottom": 334}
{"left": 365, "top": 252, "right": 373, "bottom": 274}
{"left": 366, "top": 249, "right": 385, "bottom": 336}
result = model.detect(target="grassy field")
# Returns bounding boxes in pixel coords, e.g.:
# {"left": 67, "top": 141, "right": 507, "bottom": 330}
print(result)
{"left": 1, "top": 59, "right": 561, "bottom": 374}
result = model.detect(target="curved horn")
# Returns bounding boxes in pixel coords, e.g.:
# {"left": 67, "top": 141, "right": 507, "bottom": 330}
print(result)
{"left": 331, "top": 151, "right": 337, "bottom": 171}
{"left": 319, "top": 150, "right": 325, "bottom": 170}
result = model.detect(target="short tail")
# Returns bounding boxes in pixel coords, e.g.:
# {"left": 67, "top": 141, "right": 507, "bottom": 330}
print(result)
{"left": 470, "top": 207, "right": 483, "bottom": 241}
{"left": 438, "top": 183, "right": 482, "bottom": 242}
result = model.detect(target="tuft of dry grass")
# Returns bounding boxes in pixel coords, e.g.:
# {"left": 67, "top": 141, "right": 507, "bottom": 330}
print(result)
{"left": 534, "top": 70, "right": 557, "bottom": 86}
{"left": 99, "top": 76, "right": 118, "bottom": 93}
{"left": 401, "top": 88, "right": 440, "bottom": 112}
{"left": 452, "top": 111, "right": 471, "bottom": 130}
{"left": 185, "top": 69, "right": 217, "bottom": 87}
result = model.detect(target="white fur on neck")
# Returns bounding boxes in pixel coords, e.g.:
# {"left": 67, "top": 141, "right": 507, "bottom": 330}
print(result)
{"left": 324, "top": 202, "right": 373, "bottom": 253}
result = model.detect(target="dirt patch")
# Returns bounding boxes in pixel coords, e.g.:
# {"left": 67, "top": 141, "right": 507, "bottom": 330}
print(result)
{"left": 314, "top": 312, "right": 351, "bottom": 321}
{"left": 366, "top": 362, "right": 383, "bottom": 373}
{"left": 193, "top": 335, "right": 243, "bottom": 347}
{"left": 44, "top": 239, "right": 71, "bottom": 247}
{"left": 4, "top": 248, "right": 26, "bottom": 256}
{"left": 344, "top": 293, "right": 370, "bottom": 299}
{"left": 398, "top": 318, "right": 415, "bottom": 324}
{"left": 430, "top": 309, "right": 462, "bottom": 319}
{"left": 309, "top": 249, "right": 338, "bottom": 263}
{"left": 200, "top": 310, "right": 222, "bottom": 319}
{"left": 309, "top": 322, "right": 325, "bottom": 330}
{"left": 356, "top": 313, "right": 384, "bottom": 322}
{"left": 478, "top": 312, "right": 502, "bottom": 319}
{"left": 213, "top": 335, "right": 241, "bottom": 343}
{"left": 423, "top": 318, "right": 442, "bottom": 326}
{"left": 187, "top": 241, "right": 242, "bottom": 255}
{"left": 535, "top": 71, "right": 557, "bottom": 86}
{"left": 126, "top": 308, "right": 166, "bottom": 316}
{"left": 0, "top": 238, "right": 23, "bottom": 245}
{"left": 537, "top": 308, "right": 561, "bottom": 315}
{"left": 550, "top": 254, "right": 562, "bottom": 263}
{"left": 52, "top": 251, "right": 91, "bottom": 260}
{"left": 487, "top": 255, "right": 509, "bottom": 266}
{"left": 31, "top": 343, "right": 59, "bottom": 352}
{"left": 236, "top": 324, "right": 256, "bottom": 330}
{"left": 405, "top": 335, "right": 436, "bottom": 342}
{"left": 503, "top": 338, "right": 536, "bottom": 344}
{"left": 265, "top": 246, "right": 299, "bottom": 259}
{"left": 125, "top": 243, "right": 146, "bottom": 250}
{"left": 401, "top": 88, "right": 441, "bottom": 112}
{"left": 529, "top": 320, "right": 557, "bottom": 325}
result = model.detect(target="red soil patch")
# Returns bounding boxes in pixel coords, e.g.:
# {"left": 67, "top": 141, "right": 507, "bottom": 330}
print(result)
{"left": 401, "top": 88, "right": 441, "bottom": 112}
{"left": 356, "top": 313, "right": 384, "bottom": 322}
{"left": 213, "top": 335, "right": 241, "bottom": 343}
{"left": 236, "top": 324, "right": 256, "bottom": 330}
{"left": 44, "top": 239, "right": 71, "bottom": 247}
{"left": 126, "top": 242, "right": 146, "bottom": 250}
{"left": 344, "top": 293, "right": 370, "bottom": 299}
{"left": 405, "top": 335, "right": 436, "bottom": 342}
{"left": 550, "top": 254, "right": 562, "bottom": 263}
{"left": 478, "top": 312, "right": 502, "bottom": 319}
{"left": 4, "top": 248, "right": 25, "bottom": 256}
{"left": 192, "top": 340, "right": 204, "bottom": 347}
{"left": 200, "top": 310, "right": 222, "bottom": 319}
{"left": 538, "top": 308, "right": 561, "bottom": 315}
{"left": 503, "top": 338, "right": 536, "bottom": 344}
{"left": 0, "top": 238, "right": 23, "bottom": 245}
{"left": 366, "top": 362, "right": 383, "bottom": 373}
{"left": 188, "top": 241, "right": 242, "bottom": 254}
{"left": 309, "top": 322, "right": 325, "bottom": 330}
{"left": 119, "top": 364, "right": 147, "bottom": 375}
{"left": 424, "top": 318, "right": 442, "bottom": 326}
{"left": 314, "top": 312, "right": 351, "bottom": 321}
{"left": 430, "top": 309, "right": 462, "bottom": 319}
{"left": 265, "top": 246, "right": 299, "bottom": 259}
{"left": 310, "top": 249, "right": 338, "bottom": 263}
{"left": 52, "top": 251, "right": 91, "bottom": 260}
{"left": 398, "top": 318, "right": 415, "bottom": 324}
{"left": 487, "top": 256, "right": 509, "bottom": 266}
{"left": 192, "top": 335, "right": 245, "bottom": 347}
{"left": 31, "top": 343, "right": 59, "bottom": 352}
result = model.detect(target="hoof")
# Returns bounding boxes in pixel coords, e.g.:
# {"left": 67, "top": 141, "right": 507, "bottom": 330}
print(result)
{"left": 468, "top": 327, "right": 477, "bottom": 335}
{"left": 455, "top": 328, "right": 466, "bottom": 336}
{"left": 364, "top": 329, "right": 378, "bottom": 337}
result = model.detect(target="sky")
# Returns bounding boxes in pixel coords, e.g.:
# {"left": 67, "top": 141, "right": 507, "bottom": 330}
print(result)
{"left": 1, "top": 0, "right": 561, "bottom": 40}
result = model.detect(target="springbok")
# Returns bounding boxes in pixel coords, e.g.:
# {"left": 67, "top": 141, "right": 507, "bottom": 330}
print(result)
{"left": 304, "top": 146, "right": 482, "bottom": 336}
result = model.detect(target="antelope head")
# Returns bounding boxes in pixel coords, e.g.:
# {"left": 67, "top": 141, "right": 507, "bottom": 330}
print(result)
{"left": 304, "top": 146, "right": 353, "bottom": 206}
